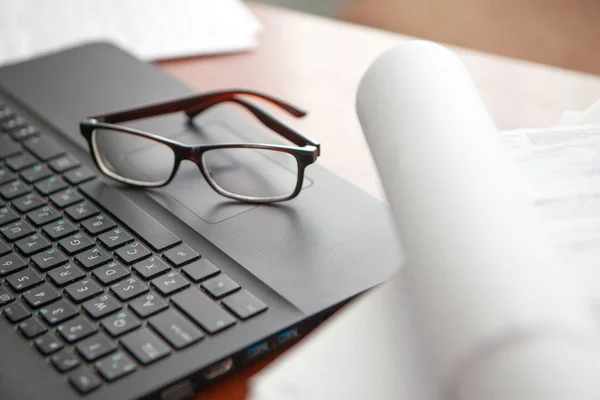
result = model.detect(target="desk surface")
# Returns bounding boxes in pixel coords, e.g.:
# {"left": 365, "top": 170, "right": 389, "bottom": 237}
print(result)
{"left": 157, "top": 2, "right": 600, "bottom": 399}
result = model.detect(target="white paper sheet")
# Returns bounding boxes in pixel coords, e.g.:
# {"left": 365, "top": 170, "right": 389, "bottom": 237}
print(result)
{"left": 502, "top": 126, "right": 600, "bottom": 308}
{"left": 0, "top": 0, "right": 262, "bottom": 66}
{"left": 249, "top": 42, "right": 600, "bottom": 400}
{"left": 356, "top": 40, "right": 600, "bottom": 400}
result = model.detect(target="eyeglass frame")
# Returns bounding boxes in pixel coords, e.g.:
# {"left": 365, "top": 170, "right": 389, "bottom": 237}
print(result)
{"left": 79, "top": 89, "right": 321, "bottom": 203}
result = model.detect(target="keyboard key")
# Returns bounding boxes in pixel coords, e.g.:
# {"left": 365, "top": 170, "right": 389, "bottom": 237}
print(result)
{"left": 0, "top": 287, "right": 14, "bottom": 306}
{"left": 0, "top": 106, "right": 14, "bottom": 119}
{"left": 0, "top": 179, "right": 30, "bottom": 200}
{"left": 48, "top": 263, "right": 85, "bottom": 287}
{"left": 40, "top": 299, "right": 79, "bottom": 325}
{"left": 5, "top": 153, "right": 37, "bottom": 171}
{"left": 0, "top": 252, "right": 27, "bottom": 276}
{"left": 98, "top": 227, "right": 133, "bottom": 250}
{"left": 149, "top": 309, "right": 204, "bottom": 349}
{"left": 0, "top": 166, "right": 16, "bottom": 186}
{"left": 35, "top": 176, "right": 67, "bottom": 195}
{"left": 132, "top": 256, "right": 169, "bottom": 280}
{"left": 23, "top": 283, "right": 60, "bottom": 308}
{"left": 3, "top": 302, "right": 31, "bottom": 323}
{"left": 0, "top": 135, "right": 21, "bottom": 159}
{"left": 57, "top": 316, "right": 97, "bottom": 343}
{"left": 129, "top": 292, "right": 168, "bottom": 318}
{"left": 0, "top": 239, "right": 9, "bottom": 256}
{"left": 148, "top": 310, "right": 204, "bottom": 350}
{"left": 65, "top": 201, "right": 99, "bottom": 222}
{"left": 58, "top": 232, "right": 94, "bottom": 255}
{"left": 11, "top": 193, "right": 44, "bottom": 213}
{"left": 31, "top": 247, "right": 68, "bottom": 271}
{"left": 95, "top": 351, "right": 136, "bottom": 382}
{"left": 1, "top": 220, "right": 35, "bottom": 241}
{"left": 27, "top": 205, "right": 61, "bottom": 226}
{"left": 163, "top": 244, "right": 200, "bottom": 267}
{"left": 0, "top": 206, "right": 17, "bottom": 228}
{"left": 64, "top": 166, "right": 96, "bottom": 185}
{"left": 79, "top": 180, "right": 182, "bottom": 251}
{"left": 23, "top": 136, "right": 65, "bottom": 161}
{"left": 42, "top": 219, "right": 77, "bottom": 240}
{"left": 10, "top": 125, "right": 38, "bottom": 141}
{"left": 0, "top": 106, "right": 15, "bottom": 122}
{"left": 0, "top": 206, "right": 19, "bottom": 226}
{"left": 182, "top": 259, "right": 220, "bottom": 283}
{"left": 19, "top": 317, "right": 47, "bottom": 339}
{"left": 81, "top": 214, "right": 116, "bottom": 236}
{"left": 35, "top": 333, "right": 63, "bottom": 355}
{"left": 121, "top": 328, "right": 170, "bottom": 365}
{"left": 75, "top": 247, "right": 112, "bottom": 271}
{"left": 76, "top": 333, "right": 117, "bottom": 362}
{"left": 83, "top": 294, "right": 121, "bottom": 320}
{"left": 222, "top": 290, "right": 268, "bottom": 320}
{"left": 15, "top": 233, "right": 51, "bottom": 256}
{"left": 201, "top": 274, "right": 240, "bottom": 299}
{"left": 110, "top": 277, "right": 148, "bottom": 301}
{"left": 51, "top": 350, "right": 80, "bottom": 373}
{"left": 92, "top": 261, "right": 130, "bottom": 285}
{"left": 65, "top": 279, "right": 102, "bottom": 303}
{"left": 115, "top": 241, "right": 151, "bottom": 265}
{"left": 49, "top": 188, "right": 83, "bottom": 208}
{"left": 49, "top": 154, "right": 80, "bottom": 173}
{"left": 20, "top": 163, "right": 52, "bottom": 183}
{"left": 101, "top": 310, "right": 141, "bottom": 337}
{"left": 152, "top": 272, "right": 190, "bottom": 296}
{"left": 27, "top": 206, "right": 61, "bottom": 226}
{"left": 172, "top": 288, "right": 236, "bottom": 334}
{"left": 2, "top": 116, "right": 27, "bottom": 132}
{"left": 70, "top": 368, "right": 102, "bottom": 394}
{"left": 6, "top": 268, "right": 43, "bottom": 292}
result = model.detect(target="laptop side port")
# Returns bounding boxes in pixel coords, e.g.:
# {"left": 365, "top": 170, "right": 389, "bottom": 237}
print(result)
{"left": 276, "top": 327, "right": 299, "bottom": 345}
{"left": 203, "top": 358, "right": 234, "bottom": 380}
{"left": 161, "top": 380, "right": 194, "bottom": 400}
{"left": 247, "top": 341, "right": 270, "bottom": 360}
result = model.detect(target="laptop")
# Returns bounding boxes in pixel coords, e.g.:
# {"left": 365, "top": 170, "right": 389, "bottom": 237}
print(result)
{"left": 0, "top": 42, "right": 401, "bottom": 400}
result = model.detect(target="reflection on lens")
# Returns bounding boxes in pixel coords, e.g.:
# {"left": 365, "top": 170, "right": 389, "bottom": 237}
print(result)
{"left": 92, "top": 128, "right": 175, "bottom": 185}
{"left": 202, "top": 147, "right": 298, "bottom": 200}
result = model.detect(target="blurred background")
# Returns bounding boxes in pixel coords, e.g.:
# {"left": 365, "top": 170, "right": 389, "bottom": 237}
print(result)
{"left": 255, "top": 0, "right": 600, "bottom": 76}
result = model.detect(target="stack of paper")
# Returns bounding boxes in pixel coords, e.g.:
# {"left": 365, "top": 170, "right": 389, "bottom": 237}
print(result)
{"left": 0, "top": 0, "right": 262, "bottom": 66}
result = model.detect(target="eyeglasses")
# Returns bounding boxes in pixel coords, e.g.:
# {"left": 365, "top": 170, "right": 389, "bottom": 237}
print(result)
{"left": 79, "top": 90, "right": 320, "bottom": 203}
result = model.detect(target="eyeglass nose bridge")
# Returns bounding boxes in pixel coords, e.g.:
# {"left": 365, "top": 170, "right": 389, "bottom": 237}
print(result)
{"left": 177, "top": 145, "right": 204, "bottom": 165}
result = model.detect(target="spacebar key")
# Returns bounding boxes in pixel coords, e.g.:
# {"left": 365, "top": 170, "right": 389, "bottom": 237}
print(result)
{"left": 172, "top": 288, "right": 236, "bottom": 334}
{"left": 79, "top": 180, "right": 181, "bottom": 252}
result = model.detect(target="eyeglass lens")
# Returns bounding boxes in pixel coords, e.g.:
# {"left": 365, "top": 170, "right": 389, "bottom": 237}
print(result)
{"left": 202, "top": 147, "right": 299, "bottom": 199}
{"left": 92, "top": 128, "right": 176, "bottom": 185}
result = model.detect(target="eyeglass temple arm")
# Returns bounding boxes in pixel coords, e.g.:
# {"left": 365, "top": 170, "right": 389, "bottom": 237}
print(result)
{"left": 185, "top": 97, "right": 320, "bottom": 155}
{"left": 89, "top": 89, "right": 305, "bottom": 124}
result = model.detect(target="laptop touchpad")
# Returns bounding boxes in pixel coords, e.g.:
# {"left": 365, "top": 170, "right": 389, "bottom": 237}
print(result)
{"left": 125, "top": 120, "right": 313, "bottom": 224}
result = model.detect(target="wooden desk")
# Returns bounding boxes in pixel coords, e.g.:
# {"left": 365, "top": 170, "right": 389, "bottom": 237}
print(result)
{"left": 157, "top": 2, "right": 600, "bottom": 399}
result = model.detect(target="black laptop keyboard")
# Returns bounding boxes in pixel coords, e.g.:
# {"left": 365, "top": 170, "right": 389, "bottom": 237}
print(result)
{"left": 0, "top": 103, "right": 268, "bottom": 395}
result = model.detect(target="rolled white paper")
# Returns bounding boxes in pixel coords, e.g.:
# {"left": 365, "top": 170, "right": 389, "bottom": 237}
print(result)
{"left": 357, "top": 41, "right": 600, "bottom": 400}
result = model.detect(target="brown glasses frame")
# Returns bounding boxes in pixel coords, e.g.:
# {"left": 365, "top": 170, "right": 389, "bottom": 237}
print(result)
{"left": 80, "top": 89, "right": 320, "bottom": 203}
